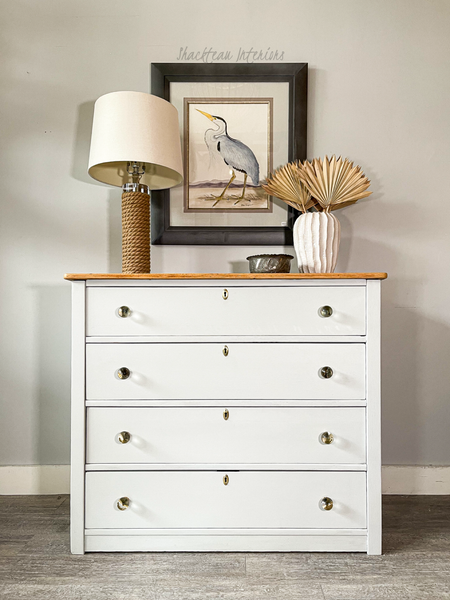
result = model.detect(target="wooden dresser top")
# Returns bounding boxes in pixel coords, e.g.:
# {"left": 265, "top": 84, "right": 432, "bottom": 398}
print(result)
{"left": 64, "top": 273, "right": 387, "bottom": 281}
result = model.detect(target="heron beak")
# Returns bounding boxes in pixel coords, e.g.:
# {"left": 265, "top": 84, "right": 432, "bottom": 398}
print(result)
{"left": 196, "top": 109, "right": 215, "bottom": 121}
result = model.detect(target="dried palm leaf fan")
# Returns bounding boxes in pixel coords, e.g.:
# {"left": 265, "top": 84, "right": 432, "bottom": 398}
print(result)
{"left": 262, "top": 161, "right": 317, "bottom": 213}
{"left": 296, "top": 156, "right": 372, "bottom": 211}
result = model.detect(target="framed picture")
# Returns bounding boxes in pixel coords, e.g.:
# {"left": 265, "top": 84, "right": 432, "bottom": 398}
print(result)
{"left": 151, "top": 62, "right": 307, "bottom": 245}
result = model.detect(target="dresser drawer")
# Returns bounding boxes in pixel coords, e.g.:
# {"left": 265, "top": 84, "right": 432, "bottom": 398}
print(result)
{"left": 86, "top": 286, "right": 366, "bottom": 337}
{"left": 85, "top": 471, "right": 366, "bottom": 529}
{"left": 86, "top": 407, "right": 366, "bottom": 465}
{"left": 86, "top": 343, "right": 365, "bottom": 400}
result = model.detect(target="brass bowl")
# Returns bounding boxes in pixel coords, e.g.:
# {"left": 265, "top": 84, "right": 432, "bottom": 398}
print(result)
{"left": 247, "top": 254, "right": 294, "bottom": 274}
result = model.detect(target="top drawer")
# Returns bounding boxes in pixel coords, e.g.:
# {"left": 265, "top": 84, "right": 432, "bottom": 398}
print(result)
{"left": 86, "top": 286, "right": 366, "bottom": 337}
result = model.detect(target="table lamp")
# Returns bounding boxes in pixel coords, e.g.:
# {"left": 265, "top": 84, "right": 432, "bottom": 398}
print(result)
{"left": 88, "top": 91, "right": 183, "bottom": 273}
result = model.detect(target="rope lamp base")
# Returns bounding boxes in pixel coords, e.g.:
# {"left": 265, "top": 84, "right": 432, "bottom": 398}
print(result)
{"left": 121, "top": 190, "right": 151, "bottom": 274}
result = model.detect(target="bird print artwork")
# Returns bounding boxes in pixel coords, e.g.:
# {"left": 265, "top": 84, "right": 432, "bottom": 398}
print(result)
{"left": 196, "top": 109, "right": 260, "bottom": 207}
{"left": 185, "top": 100, "right": 272, "bottom": 212}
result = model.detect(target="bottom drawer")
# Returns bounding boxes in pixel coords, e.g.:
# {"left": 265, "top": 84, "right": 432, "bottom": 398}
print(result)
{"left": 85, "top": 471, "right": 366, "bottom": 529}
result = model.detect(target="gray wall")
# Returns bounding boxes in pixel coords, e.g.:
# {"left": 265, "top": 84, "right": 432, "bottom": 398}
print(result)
{"left": 1, "top": 0, "right": 449, "bottom": 466}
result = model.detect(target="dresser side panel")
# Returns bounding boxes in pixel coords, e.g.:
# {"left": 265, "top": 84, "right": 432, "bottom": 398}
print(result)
{"left": 70, "top": 280, "right": 86, "bottom": 555}
{"left": 366, "top": 279, "right": 382, "bottom": 555}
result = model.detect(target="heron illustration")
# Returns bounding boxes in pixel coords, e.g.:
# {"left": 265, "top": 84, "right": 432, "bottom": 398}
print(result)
{"left": 197, "top": 109, "right": 260, "bottom": 206}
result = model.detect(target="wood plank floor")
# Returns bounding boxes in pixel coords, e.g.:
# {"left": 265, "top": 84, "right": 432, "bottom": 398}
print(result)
{"left": 0, "top": 495, "right": 449, "bottom": 599}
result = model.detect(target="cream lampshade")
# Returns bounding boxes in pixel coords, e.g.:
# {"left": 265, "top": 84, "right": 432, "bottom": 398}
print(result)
{"left": 88, "top": 91, "right": 183, "bottom": 273}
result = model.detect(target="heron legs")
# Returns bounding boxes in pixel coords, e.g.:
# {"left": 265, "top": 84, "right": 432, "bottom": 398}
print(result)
{"left": 212, "top": 171, "right": 236, "bottom": 207}
{"left": 233, "top": 173, "right": 248, "bottom": 205}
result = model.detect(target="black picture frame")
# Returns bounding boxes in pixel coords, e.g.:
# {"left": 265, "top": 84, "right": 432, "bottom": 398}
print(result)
{"left": 151, "top": 62, "right": 307, "bottom": 246}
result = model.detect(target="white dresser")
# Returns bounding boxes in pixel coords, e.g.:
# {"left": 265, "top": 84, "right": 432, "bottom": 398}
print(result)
{"left": 66, "top": 272, "right": 386, "bottom": 555}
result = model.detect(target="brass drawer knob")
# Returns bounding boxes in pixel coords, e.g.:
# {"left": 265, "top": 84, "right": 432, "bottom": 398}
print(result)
{"left": 223, "top": 474, "right": 229, "bottom": 485}
{"left": 117, "top": 497, "right": 130, "bottom": 511}
{"left": 320, "top": 432, "right": 334, "bottom": 445}
{"left": 319, "top": 305, "right": 333, "bottom": 318}
{"left": 118, "top": 431, "right": 131, "bottom": 444}
{"left": 320, "top": 497, "right": 334, "bottom": 511}
{"left": 118, "top": 306, "right": 131, "bottom": 318}
{"left": 223, "top": 409, "right": 229, "bottom": 420}
{"left": 223, "top": 289, "right": 229, "bottom": 300}
{"left": 223, "top": 345, "right": 229, "bottom": 357}
{"left": 320, "top": 366, "right": 333, "bottom": 379}
{"left": 116, "top": 367, "right": 131, "bottom": 380}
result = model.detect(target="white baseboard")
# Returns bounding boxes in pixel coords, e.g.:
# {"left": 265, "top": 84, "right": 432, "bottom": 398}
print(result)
{"left": 0, "top": 465, "right": 70, "bottom": 495}
{"left": 382, "top": 465, "right": 450, "bottom": 495}
{"left": 0, "top": 465, "right": 449, "bottom": 495}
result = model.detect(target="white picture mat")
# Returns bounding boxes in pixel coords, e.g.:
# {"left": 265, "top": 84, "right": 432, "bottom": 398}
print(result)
{"left": 170, "top": 81, "right": 289, "bottom": 228}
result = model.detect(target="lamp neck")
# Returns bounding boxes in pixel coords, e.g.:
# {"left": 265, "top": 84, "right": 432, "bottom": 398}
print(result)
{"left": 125, "top": 161, "right": 149, "bottom": 194}
{"left": 122, "top": 182, "right": 150, "bottom": 194}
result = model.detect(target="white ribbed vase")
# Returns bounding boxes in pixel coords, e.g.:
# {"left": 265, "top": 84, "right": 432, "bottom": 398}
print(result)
{"left": 293, "top": 212, "right": 341, "bottom": 273}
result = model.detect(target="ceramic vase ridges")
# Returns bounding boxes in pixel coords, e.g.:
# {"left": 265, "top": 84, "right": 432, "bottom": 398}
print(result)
{"left": 293, "top": 212, "right": 341, "bottom": 273}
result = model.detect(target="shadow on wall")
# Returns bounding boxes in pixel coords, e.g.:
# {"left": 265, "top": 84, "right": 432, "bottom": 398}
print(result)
{"left": 71, "top": 101, "right": 96, "bottom": 186}
{"left": 229, "top": 260, "right": 249, "bottom": 273}
{"left": 33, "top": 285, "right": 71, "bottom": 465}
{"left": 335, "top": 163, "right": 383, "bottom": 271}
{"left": 72, "top": 101, "right": 123, "bottom": 272}
{"left": 335, "top": 211, "right": 352, "bottom": 272}
{"left": 383, "top": 303, "right": 420, "bottom": 464}
{"left": 382, "top": 301, "right": 450, "bottom": 465}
